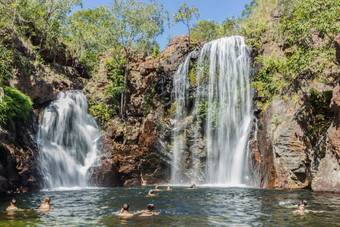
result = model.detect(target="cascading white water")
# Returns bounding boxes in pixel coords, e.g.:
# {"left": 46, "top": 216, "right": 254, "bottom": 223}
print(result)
{"left": 172, "top": 36, "right": 253, "bottom": 186}
{"left": 37, "top": 91, "right": 102, "bottom": 189}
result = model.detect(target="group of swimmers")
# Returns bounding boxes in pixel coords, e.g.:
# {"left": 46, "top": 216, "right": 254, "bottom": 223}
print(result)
{"left": 5, "top": 185, "right": 197, "bottom": 218}
{"left": 6, "top": 197, "right": 51, "bottom": 212}
{"left": 120, "top": 184, "right": 196, "bottom": 217}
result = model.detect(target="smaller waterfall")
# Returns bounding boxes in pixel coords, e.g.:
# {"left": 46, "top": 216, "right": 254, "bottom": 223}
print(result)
{"left": 38, "top": 91, "right": 102, "bottom": 189}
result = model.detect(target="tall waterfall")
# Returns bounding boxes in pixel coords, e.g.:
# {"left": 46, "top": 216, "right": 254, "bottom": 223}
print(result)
{"left": 172, "top": 36, "right": 253, "bottom": 186}
{"left": 37, "top": 91, "right": 102, "bottom": 189}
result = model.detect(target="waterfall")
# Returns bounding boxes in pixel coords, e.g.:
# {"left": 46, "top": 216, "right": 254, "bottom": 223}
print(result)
{"left": 171, "top": 36, "right": 253, "bottom": 186}
{"left": 37, "top": 91, "right": 102, "bottom": 189}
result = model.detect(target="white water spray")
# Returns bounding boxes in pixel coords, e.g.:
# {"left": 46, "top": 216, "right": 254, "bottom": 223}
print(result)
{"left": 37, "top": 91, "right": 102, "bottom": 189}
{"left": 172, "top": 36, "right": 253, "bottom": 186}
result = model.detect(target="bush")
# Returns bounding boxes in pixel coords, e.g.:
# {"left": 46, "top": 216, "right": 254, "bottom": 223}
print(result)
{"left": 0, "top": 43, "right": 13, "bottom": 81}
{"left": 0, "top": 85, "right": 33, "bottom": 127}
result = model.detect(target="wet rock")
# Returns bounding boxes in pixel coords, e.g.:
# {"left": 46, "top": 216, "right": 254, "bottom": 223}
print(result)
{"left": 90, "top": 160, "right": 122, "bottom": 187}
{"left": 253, "top": 97, "right": 311, "bottom": 189}
{"left": 312, "top": 152, "right": 340, "bottom": 193}
{"left": 312, "top": 85, "right": 340, "bottom": 193}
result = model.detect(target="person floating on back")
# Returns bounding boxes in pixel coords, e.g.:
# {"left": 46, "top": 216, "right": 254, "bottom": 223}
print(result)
{"left": 136, "top": 204, "right": 160, "bottom": 216}
{"left": 118, "top": 203, "right": 133, "bottom": 218}
{"left": 40, "top": 197, "right": 51, "bottom": 211}
{"left": 6, "top": 199, "right": 21, "bottom": 211}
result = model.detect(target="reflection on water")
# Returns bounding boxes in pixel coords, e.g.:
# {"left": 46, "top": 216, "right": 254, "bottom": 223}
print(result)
{"left": 0, "top": 187, "right": 339, "bottom": 226}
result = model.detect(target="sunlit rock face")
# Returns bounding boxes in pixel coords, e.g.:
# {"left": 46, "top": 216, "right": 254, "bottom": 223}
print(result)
{"left": 88, "top": 36, "right": 191, "bottom": 187}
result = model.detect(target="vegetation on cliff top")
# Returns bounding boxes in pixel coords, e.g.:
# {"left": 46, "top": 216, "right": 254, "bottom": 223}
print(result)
{"left": 0, "top": 0, "right": 339, "bottom": 129}
{"left": 190, "top": 0, "right": 339, "bottom": 109}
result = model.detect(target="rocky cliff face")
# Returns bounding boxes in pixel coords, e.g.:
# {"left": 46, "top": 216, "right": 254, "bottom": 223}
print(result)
{"left": 89, "top": 36, "right": 190, "bottom": 187}
{"left": 252, "top": 35, "right": 340, "bottom": 193}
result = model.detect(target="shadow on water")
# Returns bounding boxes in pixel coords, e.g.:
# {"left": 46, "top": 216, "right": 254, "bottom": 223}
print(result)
{"left": 0, "top": 187, "right": 340, "bottom": 226}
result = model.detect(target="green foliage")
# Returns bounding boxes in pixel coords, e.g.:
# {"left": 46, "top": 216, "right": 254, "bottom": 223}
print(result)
{"left": 190, "top": 20, "right": 219, "bottom": 43}
{"left": 303, "top": 89, "right": 333, "bottom": 143}
{"left": 190, "top": 16, "right": 241, "bottom": 43}
{"left": 243, "top": 0, "right": 340, "bottom": 106}
{"left": 241, "top": 0, "right": 258, "bottom": 18}
{"left": 173, "top": 2, "right": 200, "bottom": 41}
{"left": 104, "top": 57, "right": 125, "bottom": 114}
{"left": 89, "top": 102, "right": 112, "bottom": 128}
{"left": 1, "top": 0, "right": 82, "bottom": 50}
{"left": 143, "top": 93, "right": 154, "bottom": 116}
{"left": 151, "top": 43, "right": 160, "bottom": 58}
{"left": 0, "top": 43, "right": 13, "bottom": 81}
{"left": 0, "top": 85, "right": 33, "bottom": 127}
{"left": 194, "top": 100, "right": 219, "bottom": 129}
{"left": 188, "top": 60, "right": 197, "bottom": 86}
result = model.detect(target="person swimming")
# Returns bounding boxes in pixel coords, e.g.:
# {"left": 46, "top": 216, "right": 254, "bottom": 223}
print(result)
{"left": 154, "top": 186, "right": 160, "bottom": 191}
{"left": 136, "top": 204, "right": 160, "bottom": 216}
{"left": 118, "top": 204, "right": 133, "bottom": 218}
{"left": 148, "top": 190, "right": 156, "bottom": 196}
{"left": 293, "top": 201, "right": 306, "bottom": 215}
{"left": 188, "top": 184, "right": 197, "bottom": 189}
{"left": 167, "top": 186, "right": 172, "bottom": 191}
{"left": 40, "top": 197, "right": 51, "bottom": 211}
{"left": 6, "top": 199, "right": 21, "bottom": 211}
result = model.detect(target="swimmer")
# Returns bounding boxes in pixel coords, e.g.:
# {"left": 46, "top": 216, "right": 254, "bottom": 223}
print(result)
{"left": 118, "top": 204, "right": 133, "bottom": 218}
{"left": 167, "top": 186, "right": 172, "bottom": 191}
{"left": 293, "top": 201, "right": 306, "bottom": 215}
{"left": 40, "top": 197, "right": 51, "bottom": 211}
{"left": 6, "top": 199, "right": 21, "bottom": 211}
{"left": 285, "top": 200, "right": 308, "bottom": 209}
{"left": 187, "top": 183, "right": 197, "bottom": 189}
{"left": 136, "top": 204, "right": 160, "bottom": 216}
{"left": 154, "top": 186, "right": 161, "bottom": 191}
{"left": 148, "top": 190, "right": 156, "bottom": 196}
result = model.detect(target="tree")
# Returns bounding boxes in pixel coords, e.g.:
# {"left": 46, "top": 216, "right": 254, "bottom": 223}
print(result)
{"left": 219, "top": 17, "right": 240, "bottom": 37}
{"left": 67, "top": 0, "right": 168, "bottom": 118}
{"left": 190, "top": 20, "right": 219, "bottom": 43}
{"left": 109, "top": 0, "right": 168, "bottom": 117}
{"left": 66, "top": 6, "right": 112, "bottom": 67}
{"left": 0, "top": 0, "right": 82, "bottom": 52}
{"left": 173, "top": 2, "right": 200, "bottom": 45}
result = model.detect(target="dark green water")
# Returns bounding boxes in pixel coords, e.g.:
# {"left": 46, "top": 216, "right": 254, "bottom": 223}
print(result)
{"left": 0, "top": 187, "right": 339, "bottom": 226}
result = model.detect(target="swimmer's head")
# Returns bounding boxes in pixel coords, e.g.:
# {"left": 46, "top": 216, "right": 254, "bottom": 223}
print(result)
{"left": 155, "top": 186, "right": 159, "bottom": 189}
{"left": 11, "top": 199, "right": 16, "bottom": 205}
{"left": 149, "top": 190, "right": 154, "bottom": 194}
{"left": 302, "top": 200, "right": 307, "bottom": 206}
{"left": 298, "top": 202, "right": 305, "bottom": 210}
{"left": 122, "top": 203, "right": 129, "bottom": 211}
{"left": 147, "top": 204, "right": 155, "bottom": 211}
{"left": 45, "top": 197, "right": 51, "bottom": 204}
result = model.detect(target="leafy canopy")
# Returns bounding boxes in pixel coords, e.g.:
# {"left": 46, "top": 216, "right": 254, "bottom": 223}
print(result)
{"left": 173, "top": 2, "right": 200, "bottom": 40}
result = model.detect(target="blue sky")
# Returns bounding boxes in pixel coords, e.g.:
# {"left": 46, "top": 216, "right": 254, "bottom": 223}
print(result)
{"left": 72, "top": 0, "right": 251, "bottom": 50}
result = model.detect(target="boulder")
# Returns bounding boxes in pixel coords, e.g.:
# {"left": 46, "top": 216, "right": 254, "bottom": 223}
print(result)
{"left": 90, "top": 160, "right": 122, "bottom": 187}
